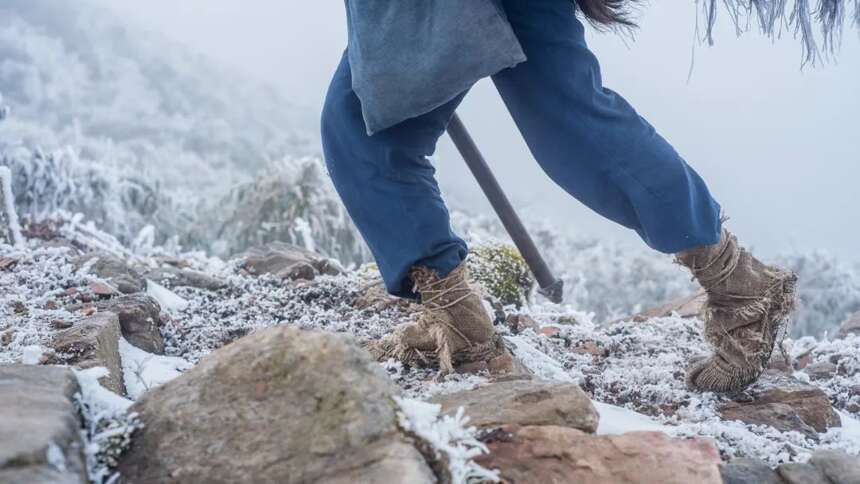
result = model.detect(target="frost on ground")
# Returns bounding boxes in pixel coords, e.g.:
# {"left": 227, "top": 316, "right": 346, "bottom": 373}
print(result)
{"left": 2, "top": 216, "right": 860, "bottom": 479}
{"left": 74, "top": 367, "right": 141, "bottom": 484}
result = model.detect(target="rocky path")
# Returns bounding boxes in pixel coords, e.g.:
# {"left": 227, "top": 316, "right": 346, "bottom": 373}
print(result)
{"left": 2, "top": 217, "right": 860, "bottom": 483}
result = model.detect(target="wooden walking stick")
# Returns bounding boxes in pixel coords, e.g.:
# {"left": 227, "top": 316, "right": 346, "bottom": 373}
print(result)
{"left": 447, "top": 113, "right": 564, "bottom": 303}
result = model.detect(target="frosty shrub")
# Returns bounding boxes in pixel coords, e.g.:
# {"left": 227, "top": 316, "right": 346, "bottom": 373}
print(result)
{"left": 394, "top": 397, "right": 499, "bottom": 483}
{"left": 468, "top": 242, "right": 534, "bottom": 307}
{"left": 0, "top": 165, "right": 23, "bottom": 246}
{"left": 200, "top": 156, "right": 370, "bottom": 266}
{"left": 0, "top": 2, "right": 359, "bottom": 260}
{"left": 0, "top": 141, "right": 178, "bottom": 242}
{"left": 74, "top": 368, "right": 142, "bottom": 484}
{"left": 776, "top": 251, "right": 860, "bottom": 338}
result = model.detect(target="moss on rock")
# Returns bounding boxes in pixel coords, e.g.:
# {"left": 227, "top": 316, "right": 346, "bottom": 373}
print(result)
{"left": 468, "top": 243, "right": 534, "bottom": 307}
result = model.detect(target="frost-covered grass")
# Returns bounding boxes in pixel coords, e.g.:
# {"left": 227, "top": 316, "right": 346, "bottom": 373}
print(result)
{"left": 790, "top": 334, "right": 860, "bottom": 412}
{"left": 74, "top": 367, "right": 141, "bottom": 484}
{"left": 395, "top": 397, "right": 499, "bottom": 483}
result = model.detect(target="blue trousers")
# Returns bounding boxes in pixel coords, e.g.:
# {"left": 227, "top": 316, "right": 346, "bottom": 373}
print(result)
{"left": 321, "top": 0, "right": 722, "bottom": 298}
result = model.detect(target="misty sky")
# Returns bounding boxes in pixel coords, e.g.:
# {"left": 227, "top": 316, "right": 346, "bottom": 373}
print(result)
{"left": 94, "top": 1, "right": 860, "bottom": 261}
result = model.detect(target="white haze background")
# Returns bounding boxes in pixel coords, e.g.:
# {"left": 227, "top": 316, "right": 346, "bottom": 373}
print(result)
{"left": 94, "top": 0, "right": 860, "bottom": 261}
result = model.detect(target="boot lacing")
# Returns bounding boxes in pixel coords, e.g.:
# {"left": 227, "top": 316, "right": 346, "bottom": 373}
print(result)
{"left": 684, "top": 231, "right": 784, "bottom": 311}
{"left": 413, "top": 266, "right": 475, "bottom": 347}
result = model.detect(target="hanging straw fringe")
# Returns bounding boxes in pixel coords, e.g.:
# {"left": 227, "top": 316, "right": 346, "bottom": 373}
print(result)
{"left": 698, "top": 0, "right": 860, "bottom": 64}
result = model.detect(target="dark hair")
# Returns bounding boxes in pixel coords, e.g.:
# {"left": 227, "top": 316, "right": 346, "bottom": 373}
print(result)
{"left": 575, "top": 0, "right": 636, "bottom": 27}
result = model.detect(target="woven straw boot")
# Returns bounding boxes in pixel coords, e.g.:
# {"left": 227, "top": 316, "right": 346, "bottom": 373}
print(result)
{"left": 368, "top": 262, "right": 508, "bottom": 375}
{"left": 678, "top": 228, "right": 798, "bottom": 393}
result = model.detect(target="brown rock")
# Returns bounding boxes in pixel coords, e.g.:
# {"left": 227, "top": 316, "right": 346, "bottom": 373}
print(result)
{"left": 143, "top": 266, "right": 226, "bottom": 291}
{"left": 96, "top": 294, "right": 163, "bottom": 354}
{"left": 573, "top": 340, "right": 608, "bottom": 358}
{"left": 718, "top": 370, "right": 841, "bottom": 437}
{"left": 505, "top": 314, "right": 539, "bottom": 334}
{"left": 795, "top": 349, "right": 814, "bottom": 370}
{"left": 48, "top": 312, "right": 124, "bottom": 394}
{"left": 623, "top": 291, "right": 706, "bottom": 323}
{"left": 352, "top": 281, "right": 417, "bottom": 313}
{"left": 805, "top": 361, "right": 838, "bottom": 380}
{"left": 454, "top": 352, "right": 527, "bottom": 377}
{"left": 766, "top": 353, "right": 793, "bottom": 373}
{"left": 721, "top": 458, "right": 783, "bottom": 484}
{"left": 476, "top": 426, "right": 722, "bottom": 484}
{"left": 73, "top": 253, "right": 145, "bottom": 294}
{"left": 88, "top": 280, "right": 119, "bottom": 296}
{"left": 50, "top": 319, "right": 73, "bottom": 330}
{"left": 430, "top": 380, "right": 599, "bottom": 433}
{"left": 0, "top": 329, "right": 13, "bottom": 345}
{"left": 0, "top": 256, "right": 17, "bottom": 270}
{"left": 838, "top": 311, "right": 860, "bottom": 338}
{"left": 809, "top": 449, "right": 860, "bottom": 484}
{"left": 776, "top": 462, "right": 831, "bottom": 484}
{"left": 540, "top": 326, "right": 561, "bottom": 338}
{"left": 240, "top": 242, "right": 342, "bottom": 281}
{"left": 117, "top": 327, "right": 434, "bottom": 484}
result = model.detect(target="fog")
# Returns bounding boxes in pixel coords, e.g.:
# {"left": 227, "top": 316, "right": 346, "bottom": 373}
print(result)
{"left": 94, "top": 1, "right": 860, "bottom": 261}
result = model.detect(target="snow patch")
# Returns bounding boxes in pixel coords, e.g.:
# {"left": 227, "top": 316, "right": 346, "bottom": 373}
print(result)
{"left": 119, "top": 337, "right": 191, "bottom": 400}
{"left": 505, "top": 335, "right": 579, "bottom": 383}
{"left": 74, "top": 367, "right": 133, "bottom": 413}
{"left": 46, "top": 441, "right": 67, "bottom": 472}
{"left": 21, "top": 344, "right": 43, "bottom": 364}
{"left": 146, "top": 279, "right": 189, "bottom": 312}
{"left": 594, "top": 401, "right": 670, "bottom": 435}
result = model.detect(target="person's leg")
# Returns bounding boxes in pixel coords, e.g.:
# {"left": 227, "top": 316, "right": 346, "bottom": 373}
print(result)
{"left": 492, "top": 0, "right": 721, "bottom": 254}
{"left": 322, "top": 51, "right": 509, "bottom": 374}
{"left": 493, "top": 0, "right": 796, "bottom": 394}
{"left": 321, "top": 51, "right": 468, "bottom": 298}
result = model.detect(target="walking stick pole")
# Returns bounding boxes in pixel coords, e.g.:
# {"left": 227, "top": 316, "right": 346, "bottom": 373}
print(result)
{"left": 447, "top": 113, "right": 564, "bottom": 303}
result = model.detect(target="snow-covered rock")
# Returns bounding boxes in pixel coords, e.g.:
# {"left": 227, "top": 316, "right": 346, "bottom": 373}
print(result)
{"left": 72, "top": 253, "right": 146, "bottom": 295}
{"left": 47, "top": 312, "right": 124, "bottom": 394}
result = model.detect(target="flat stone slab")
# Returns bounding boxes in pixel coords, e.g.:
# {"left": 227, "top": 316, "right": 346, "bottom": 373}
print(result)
{"left": 430, "top": 379, "right": 599, "bottom": 433}
{"left": 239, "top": 242, "right": 342, "bottom": 281}
{"left": 477, "top": 426, "right": 722, "bottom": 484}
{"left": 620, "top": 292, "right": 706, "bottom": 323}
{"left": 718, "top": 370, "right": 841, "bottom": 438}
{"left": 0, "top": 365, "right": 87, "bottom": 484}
